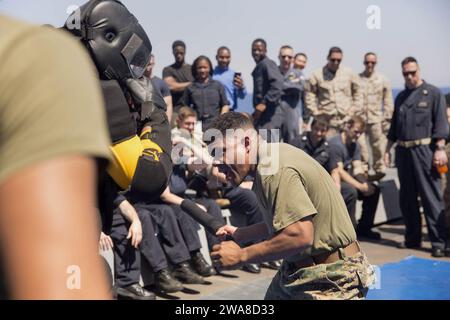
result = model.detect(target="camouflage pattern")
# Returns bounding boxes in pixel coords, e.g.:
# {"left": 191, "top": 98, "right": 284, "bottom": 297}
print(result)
{"left": 357, "top": 72, "right": 394, "bottom": 173}
{"left": 358, "top": 123, "right": 387, "bottom": 174}
{"left": 305, "top": 65, "right": 362, "bottom": 130}
{"left": 264, "top": 250, "right": 375, "bottom": 300}
{"left": 357, "top": 72, "right": 394, "bottom": 125}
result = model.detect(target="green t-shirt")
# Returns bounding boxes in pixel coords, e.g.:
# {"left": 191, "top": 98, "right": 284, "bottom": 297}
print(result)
{"left": 253, "top": 142, "right": 356, "bottom": 257}
{"left": 0, "top": 16, "right": 111, "bottom": 185}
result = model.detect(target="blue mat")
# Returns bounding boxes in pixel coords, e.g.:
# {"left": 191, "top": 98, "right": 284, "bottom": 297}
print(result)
{"left": 367, "top": 256, "right": 450, "bottom": 300}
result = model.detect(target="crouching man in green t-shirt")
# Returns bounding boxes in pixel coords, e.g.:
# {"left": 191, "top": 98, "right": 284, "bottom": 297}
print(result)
{"left": 209, "top": 112, "right": 375, "bottom": 300}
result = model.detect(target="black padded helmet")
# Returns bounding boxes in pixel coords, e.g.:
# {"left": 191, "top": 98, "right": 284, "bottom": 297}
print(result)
{"left": 63, "top": 0, "right": 152, "bottom": 81}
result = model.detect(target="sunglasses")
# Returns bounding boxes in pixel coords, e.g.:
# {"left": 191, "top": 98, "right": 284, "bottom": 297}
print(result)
{"left": 402, "top": 70, "right": 417, "bottom": 77}
{"left": 281, "top": 55, "right": 293, "bottom": 59}
{"left": 330, "top": 58, "right": 342, "bottom": 63}
{"left": 364, "top": 61, "right": 376, "bottom": 65}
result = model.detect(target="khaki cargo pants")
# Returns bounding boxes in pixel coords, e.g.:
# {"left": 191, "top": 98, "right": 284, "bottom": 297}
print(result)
{"left": 264, "top": 250, "right": 375, "bottom": 300}
{"left": 358, "top": 122, "right": 387, "bottom": 174}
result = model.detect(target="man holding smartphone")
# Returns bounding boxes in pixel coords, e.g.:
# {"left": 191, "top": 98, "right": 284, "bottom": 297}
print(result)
{"left": 213, "top": 46, "right": 247, "bottom": 111}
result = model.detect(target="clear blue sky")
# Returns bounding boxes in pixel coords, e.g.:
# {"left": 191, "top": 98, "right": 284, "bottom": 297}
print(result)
{"left": 1, "top": 0, "right": 449, "bottom": 90}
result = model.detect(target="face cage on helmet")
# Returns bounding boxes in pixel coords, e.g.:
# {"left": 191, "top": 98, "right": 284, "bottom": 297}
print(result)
{"left": 121, "top": 33, "right": 151, "bottom": 79}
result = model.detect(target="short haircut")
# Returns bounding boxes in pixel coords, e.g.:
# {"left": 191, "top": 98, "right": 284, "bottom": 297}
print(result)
{"left": 252, "top": 38, "right": 267, "bottom": 49}
{"left": 347, "top": 115, "right": 366, "bottom": 131}
{"left": 178, "top": 106, "right": 197, "bottom": 120}
{"left": 172, "top": 40, "right": 186, "bottom": 50}
{"left": 295, "top": 52, "right": 307, "bottom": 60}
{"left": 280, "top": 45, "right": 293, "bottom": 51}
{"left": 217, "top": 46, "right": 231, "bottom": 55}
{"left": 364, "top": 52, "right": 377, "bottom": 59}
{"left": 210, "top": 112, "right": 254, "bottom": 135}
{"left": 191, "top": 55, "right": 214, "bottom": 79}
{"left": 327, "top": 46, "right": 343, "bottom": 58}
{"left": 401, "top": 56, "right": 418, "bottom": 67}
{"left": 445, "top": 93, "right": 450, "bottom": 107}
{"left": 311, "top": 116, "right": 329, "bottom": 130}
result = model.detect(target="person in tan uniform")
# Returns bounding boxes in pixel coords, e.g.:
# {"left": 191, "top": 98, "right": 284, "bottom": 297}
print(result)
{"left": 210, "top": 112, "right": 375, "bottom": 300}
{"left": 357, "top": 52, "right": 394, "bottom": 180}
{"left": 305, "top": 47, "right": 363, "bottom": 137}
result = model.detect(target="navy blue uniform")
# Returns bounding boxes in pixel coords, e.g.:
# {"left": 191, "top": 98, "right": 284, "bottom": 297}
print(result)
{"left": 388, "top": 81, "right": 448, "bottom": 249}
{"left": 181, "top": 78, "right": 229, "bottom": 131}
{"left": 252, "top": 56, "right": 288, "bottom": 141}
{"left": 98, "top": 175, "right": 141, "bottom": 289}
{"left": 328, "top": 134, "right": 381, "bottom": 233}
{"left": 291, "top": 132, "right": 338, "bottom": 172}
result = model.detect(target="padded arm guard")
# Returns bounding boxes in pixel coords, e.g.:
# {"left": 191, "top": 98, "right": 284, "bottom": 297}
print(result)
{"left": 180, "top": 199, "right": 226, "bottom": 235}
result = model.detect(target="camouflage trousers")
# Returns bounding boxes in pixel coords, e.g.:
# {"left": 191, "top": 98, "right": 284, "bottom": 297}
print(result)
{"left": 358, "top": 123, "right": 387, "bottom": 174}
{"left": 264, "top": 250, "right": 375, "bottom": 300}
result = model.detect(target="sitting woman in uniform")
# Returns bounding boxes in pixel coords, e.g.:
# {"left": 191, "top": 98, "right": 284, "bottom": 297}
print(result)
{"left": 181, "top": 56, "right": 230, "bottom": 131}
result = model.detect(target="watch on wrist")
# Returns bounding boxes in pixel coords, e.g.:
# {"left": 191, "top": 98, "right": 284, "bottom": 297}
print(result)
{"left": 436, "top": 145, "right": 446, "bottom": 151}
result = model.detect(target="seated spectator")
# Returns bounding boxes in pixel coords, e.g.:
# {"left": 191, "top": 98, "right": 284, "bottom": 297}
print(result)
{"left": 181, "top": 56, "right": 230, "bottom": 131}
{"left": 291, "top": 117, "right": 338, "bottom": 175}
{"left": 172, "top": 109, "right": 275, "bottom": 273}
{"left": 159, "top": 186, "right": 219, "bottom": 277}
{"left": 293, "top": 116, "right": 381, "bottom": 240}
{"left": 99, "top": 175, "right": 155, "bottom": 300}
{"left": 328, "top": 116, "right": 382, "bottom": 240}
{"left": 134, "top": 201, "right": 209, "bottom": 283}
{"left": 125, "top": 186, "right": 215, "bottom": 279}
{"left": 100, "top": 175, "right": 203, "bottom": 295}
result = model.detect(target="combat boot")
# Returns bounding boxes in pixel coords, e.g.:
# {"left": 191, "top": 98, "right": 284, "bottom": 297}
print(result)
{"left": 261, "top": 260, "right": 282, "bottom": 270}
{"left": 368, "top": 172, "right": 386, "bottom": 182}
{"left": 173, "top": 261, "right": 205, "bottom": 284}
{"left": 191, "top": 251, "right": 216, "bottom": 277}
{"left": 155, "top": 268, "right": 184, "bottom": 293}
{"left": 431, "top": 247, "right": 445, "bottom": 258}
{"left": 116, "top": 283, "right": 156, "bottom": 300}
{"left": 242, "top": 263, "right": 261, "bottom": 274}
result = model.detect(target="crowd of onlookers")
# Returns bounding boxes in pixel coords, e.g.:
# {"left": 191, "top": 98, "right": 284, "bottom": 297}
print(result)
{"left": 100, "top": 37, "right": 450, "bottom": 299}
{"left": 1, "top": 0, "right": 449, "bottom": 299}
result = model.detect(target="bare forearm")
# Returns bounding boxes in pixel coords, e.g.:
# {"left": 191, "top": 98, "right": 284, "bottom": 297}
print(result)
{"left": 242, "top": 221, "right": 313, "bottom": 264}
{"left": 177, "top": 137, "right": 214, "bottom": 165}
{"left": 339, "top": 168, "right": 363, "bottom": 191}
{"left": 160, "top": 187, "right": 183, "bottom": 205}
{"left": 0, "top": 156, "right": 110, "bottom": 299}
{"left": 234, "top": 222, "right": 269, "bottom": 243}
{"left": 118, "top": 200, "right": 139, "bottom": 223}
{"left": 331, "top": 168, "right": 341, "bottom": 189}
